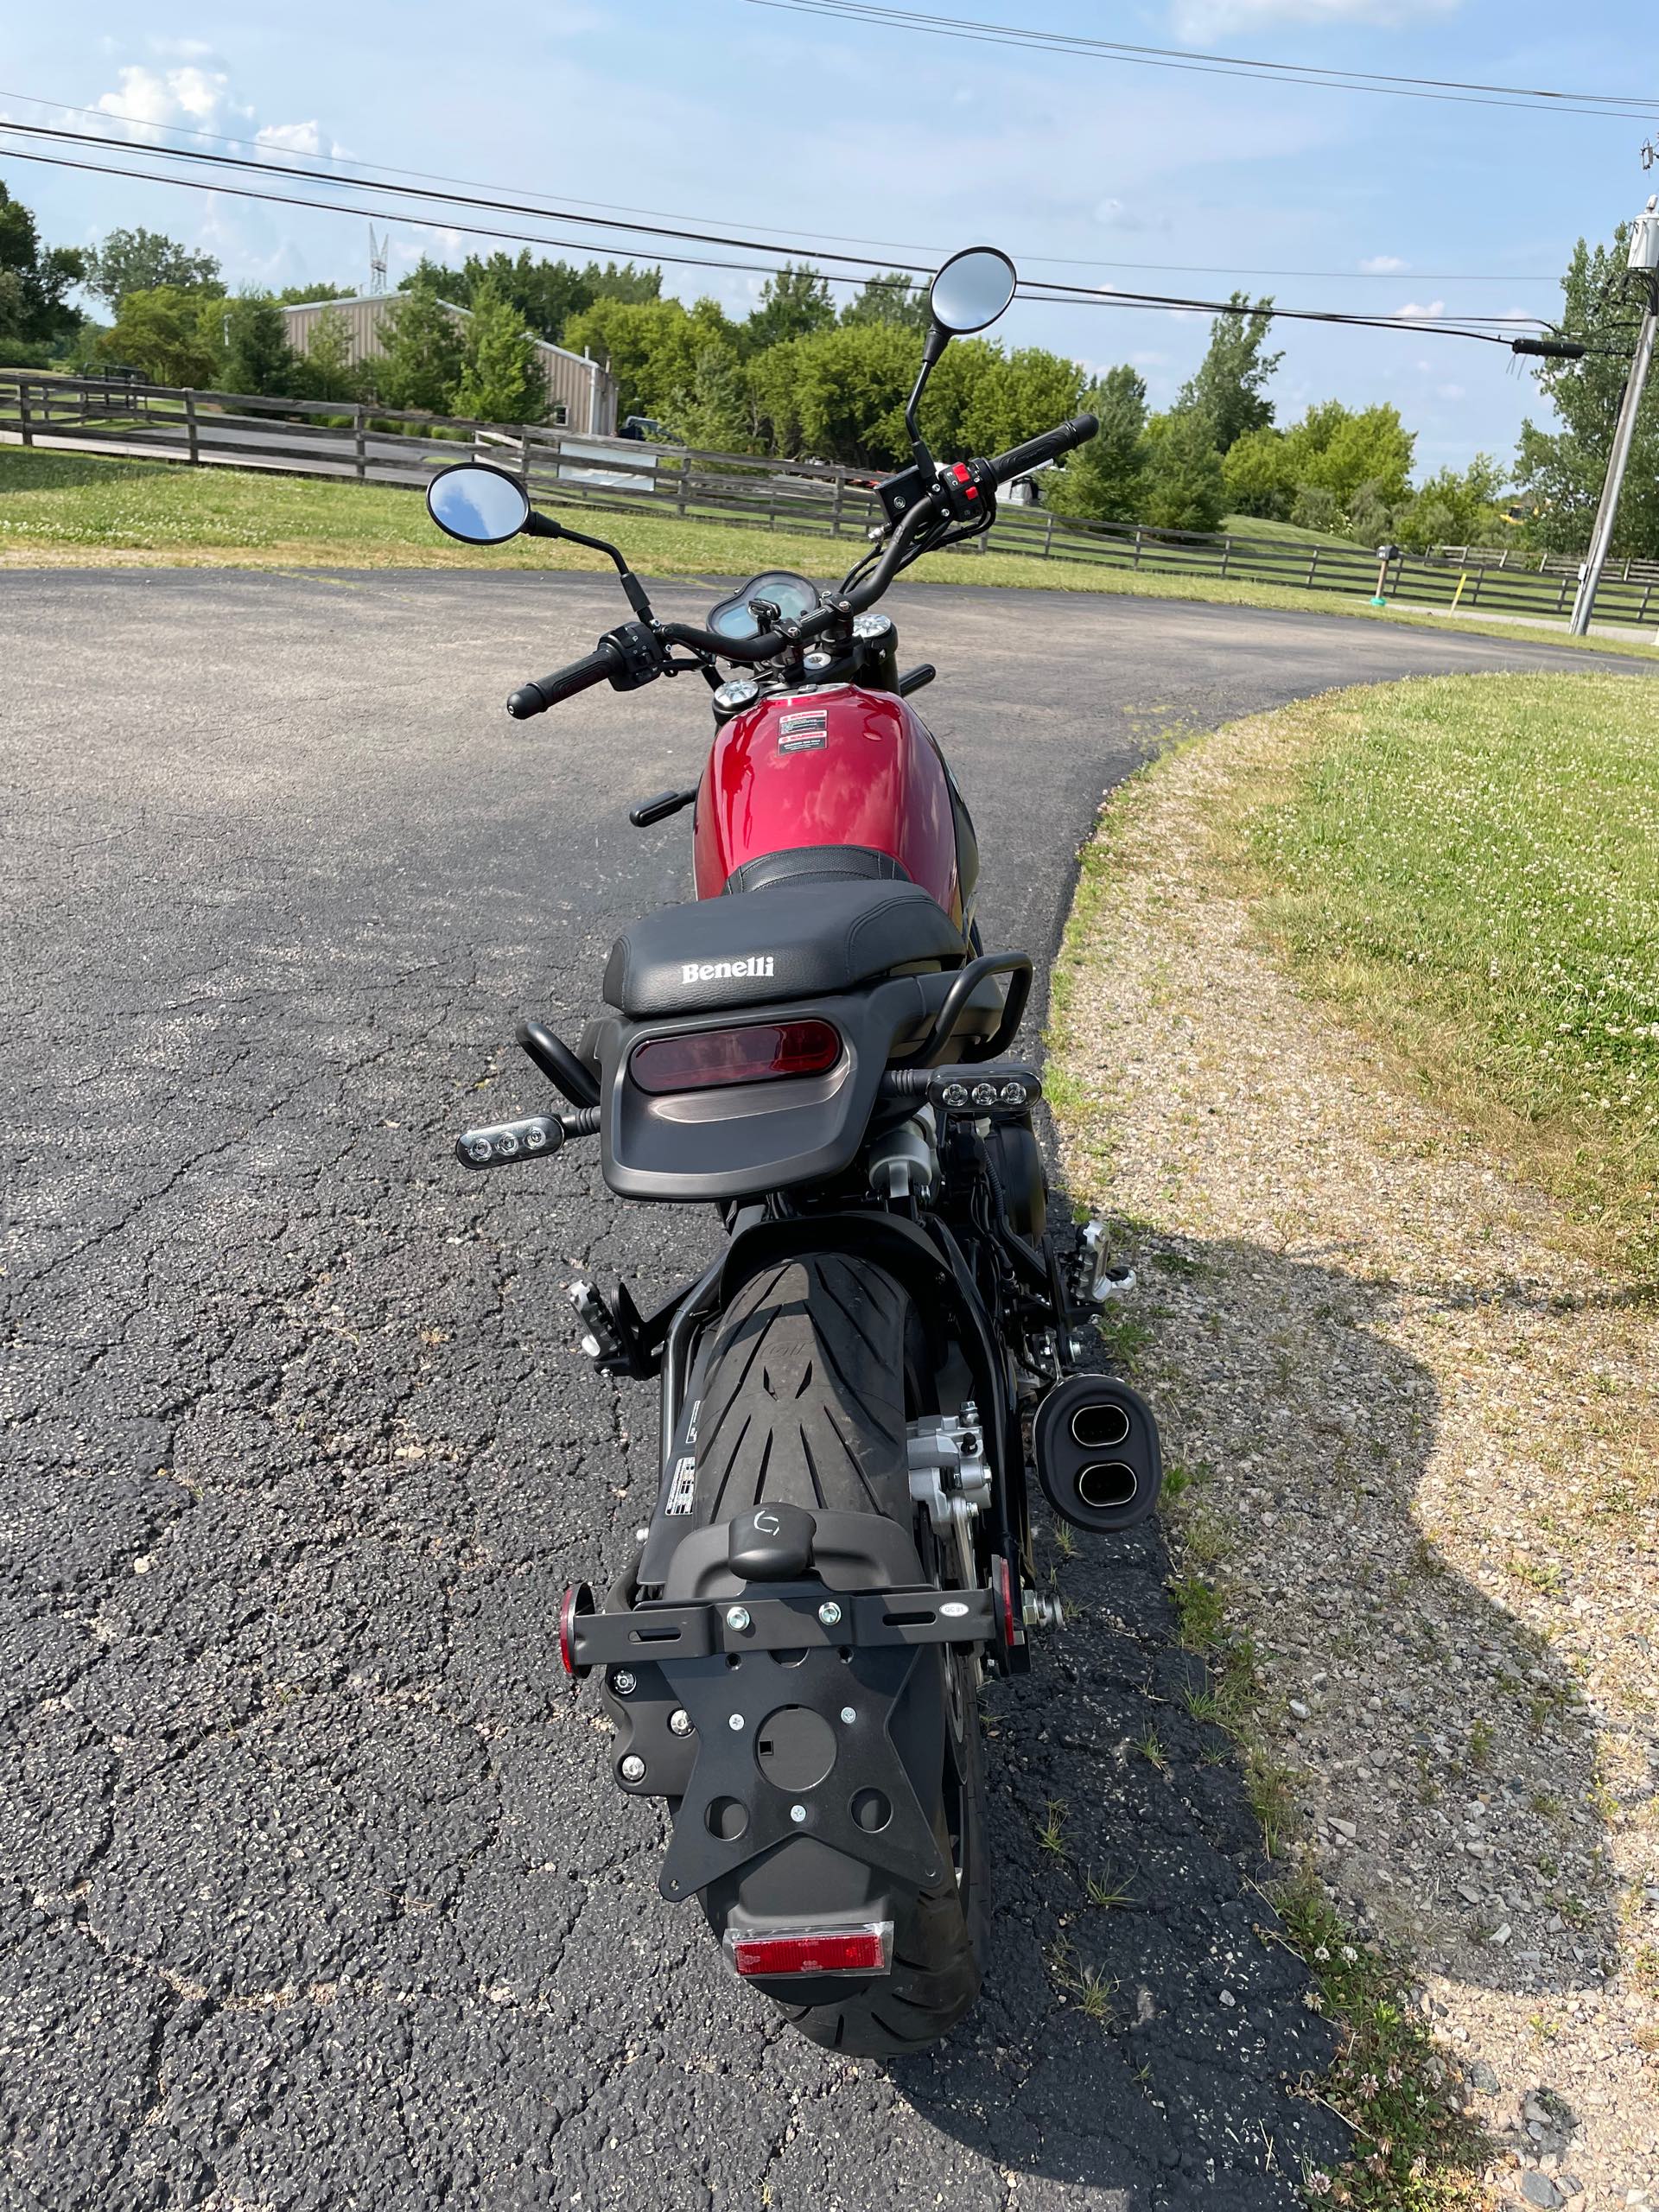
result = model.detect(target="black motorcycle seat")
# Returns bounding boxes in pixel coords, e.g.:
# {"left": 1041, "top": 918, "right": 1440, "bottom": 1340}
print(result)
{"left": 721, "top": 843, "right": 912, "bottom": 894}
{"left": 602, "top": 878, "right": 967, "bottom": 1019}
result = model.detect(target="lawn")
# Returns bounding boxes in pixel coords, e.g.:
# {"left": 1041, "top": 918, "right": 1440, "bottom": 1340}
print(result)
{"left": 1198, "top": 671, "right": 1659, "bottom": 1275}
{"left": 3, "top": 446, "right": 1657, "bottom": 665}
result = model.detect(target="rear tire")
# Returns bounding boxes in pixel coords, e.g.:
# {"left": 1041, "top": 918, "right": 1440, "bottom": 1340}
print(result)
{"left": 690, "top": 1255, "right": 988, "bottom": 2056}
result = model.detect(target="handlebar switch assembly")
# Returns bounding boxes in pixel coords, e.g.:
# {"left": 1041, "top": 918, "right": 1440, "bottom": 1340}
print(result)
{"left": 603, "top": 620, "right": 669, "bottom": 692}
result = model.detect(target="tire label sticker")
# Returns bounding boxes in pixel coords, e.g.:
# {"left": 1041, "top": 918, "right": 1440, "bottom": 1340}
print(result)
{"left": 665, "top": 1456, "right": 698, "bottom": 1516}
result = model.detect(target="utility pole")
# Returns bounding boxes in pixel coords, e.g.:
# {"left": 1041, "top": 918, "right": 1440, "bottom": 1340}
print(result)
{"left": 1568, "top": 195, "right": 1659, "bottom": 636}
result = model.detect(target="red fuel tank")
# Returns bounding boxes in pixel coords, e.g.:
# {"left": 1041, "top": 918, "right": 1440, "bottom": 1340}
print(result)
{"left": 693, "top": 684, "right": 963, "bottom": 922}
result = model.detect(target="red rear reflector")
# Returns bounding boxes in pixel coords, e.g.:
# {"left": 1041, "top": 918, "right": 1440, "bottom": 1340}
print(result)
{"left": 726, "top": 1923, "right": 893, "bottom": 1979}
{"left": 630, "top": 1020, "right": 840, "bottom": 1095}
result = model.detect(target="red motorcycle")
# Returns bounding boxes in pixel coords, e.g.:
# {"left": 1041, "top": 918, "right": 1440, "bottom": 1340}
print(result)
{"left": 429, "top": 248, "right": 1162, "bottom": 2053}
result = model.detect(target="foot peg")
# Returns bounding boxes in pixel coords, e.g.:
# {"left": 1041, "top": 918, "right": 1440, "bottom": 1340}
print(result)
{"left": 569, "top": 1277, "right": 656, "bottom": 1378}
{"left": 1070, "top": 1217, "right": 1135, "bottom": 1309}
{"left": 1033, "top": 1374, "right": 1162, "bottom": 1535}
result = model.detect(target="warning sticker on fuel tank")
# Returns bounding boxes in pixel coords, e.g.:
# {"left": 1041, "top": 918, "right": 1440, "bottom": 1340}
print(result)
{"left": 778, "top": 709, "right": 827, "bottom": 753}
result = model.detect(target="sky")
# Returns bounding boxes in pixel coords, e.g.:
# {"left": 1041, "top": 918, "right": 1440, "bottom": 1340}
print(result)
{"left": 3, "top": 0, "right": 1656, "bottom": 475}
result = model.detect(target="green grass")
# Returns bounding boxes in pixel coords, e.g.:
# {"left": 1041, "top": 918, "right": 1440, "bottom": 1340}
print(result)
{"left": 1219, "top": 511, "right": 1370, "bottom": 550}
{"left": 1213, "top": 673, "right": 1659, "bottom": 1276}
{"left": 4, "top": 447, "right": 1657, "bottom": 664}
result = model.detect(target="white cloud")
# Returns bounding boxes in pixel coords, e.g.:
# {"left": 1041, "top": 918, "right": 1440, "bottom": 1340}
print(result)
{"left": 1396, "top": 298, "right": 1446, "bottom": 320}
{"left": 1437, "top": 382, "right": 1465, "bottom": 399}
{"left": 256, "top": 120, "right": 322, "bottom": 156}
{"left": 92, "top": 64, "right": 244, "bottom": 137}
{"left": 1360, "top": 254, "right": 1408, "bottom": 275}
{"left": 1172, "top": 0, "right": 1460, "bottom": 38}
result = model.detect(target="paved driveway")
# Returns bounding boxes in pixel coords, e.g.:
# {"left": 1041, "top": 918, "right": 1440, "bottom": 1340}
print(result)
{"left": 4, "top": 570, "right": 1646, "bottom": 2212}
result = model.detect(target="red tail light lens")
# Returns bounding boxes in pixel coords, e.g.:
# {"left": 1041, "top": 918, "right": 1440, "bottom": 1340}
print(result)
{"left": 725, "top": 1922, "right": 893, "bottom": 1979}
{"left": 630, "top": 1020, "right": 841, "bottom": 1095}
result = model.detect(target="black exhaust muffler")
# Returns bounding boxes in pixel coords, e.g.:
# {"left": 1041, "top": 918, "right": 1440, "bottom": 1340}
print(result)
{"left": 1033, "top": 1374, "right": 1162, "bottom": 1534}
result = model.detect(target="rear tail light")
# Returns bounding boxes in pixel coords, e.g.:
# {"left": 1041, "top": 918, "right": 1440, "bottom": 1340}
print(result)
{"left": 630, "top": 1019, "right": 841, "bottom": 1095}
{"left": 725, "top": 1922, "right": 893, "bottom": 1979}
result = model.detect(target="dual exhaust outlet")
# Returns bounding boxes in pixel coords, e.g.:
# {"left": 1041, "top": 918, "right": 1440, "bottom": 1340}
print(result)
{"left": 1033, "top": 1373, "right": 1162, "bottom": 1535}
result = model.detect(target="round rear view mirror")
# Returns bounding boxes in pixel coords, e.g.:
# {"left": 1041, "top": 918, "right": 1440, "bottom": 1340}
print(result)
{"left": 426, "top": 462, "right": 531, "bottom": 544}
{"left": 928, "top": 246, "right": 1018, "bottom": 335}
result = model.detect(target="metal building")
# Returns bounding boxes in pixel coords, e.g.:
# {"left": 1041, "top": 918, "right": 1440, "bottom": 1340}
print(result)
{"left": 280, "top": 295, "right": 618, "bottom": 434}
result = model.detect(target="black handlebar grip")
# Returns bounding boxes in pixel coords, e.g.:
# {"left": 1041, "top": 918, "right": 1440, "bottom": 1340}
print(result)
{"left": 987, "top": 412, "right": 1099, "bottom": 486}
{"left": 506, "top": 640, "right": 623, "bottom": 720}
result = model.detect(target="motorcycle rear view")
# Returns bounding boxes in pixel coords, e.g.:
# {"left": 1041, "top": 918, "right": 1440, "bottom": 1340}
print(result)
{"left": 433, "top": 248, "right": 1162, "bottom": 2053}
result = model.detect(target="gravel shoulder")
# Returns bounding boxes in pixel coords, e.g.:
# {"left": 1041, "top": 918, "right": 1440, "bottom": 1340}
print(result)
{"left": 1052, "top": 701, "right": 1659, "bottom": 2208}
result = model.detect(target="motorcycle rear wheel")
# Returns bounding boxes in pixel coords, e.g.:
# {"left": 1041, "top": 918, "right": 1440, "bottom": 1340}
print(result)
{"left": 689, "top": 1254, "right": 988, "bottom": 2055}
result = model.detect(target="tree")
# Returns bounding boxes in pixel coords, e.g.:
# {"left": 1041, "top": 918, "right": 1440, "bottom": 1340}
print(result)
{"left": 563, "top": 296, "right": 741, "bottom": 423}
{"left": 1177, "top": 294, "right": 1283, "bottom": 452}
{"left": 1393, "top": 456, "right": 1508, "bottom": 550}
{"left": 96, "top": 287, "right": 218, "bottom": 386}
{"left": 1141, "top": 408, "right": 1227, "bottom": 531}
{"left": 291, "top": 306, "right": 361, "bottom": 403}
{"left": 663, "top": 344, "right": 756, "bottom": 451}
{"left": 1220, "top": 425, "right": 1297, "bottom": 518}
{"left": 756, "top": 323, "right": 918, "bottom": 465}
{"left": 1514, "top": 223, "right": 1659, "bottom": 559}
{"left": 276, "top": 281, "right": 357, "bottom": 305}
{"left": 1345, "top": 478, "right": 1397, "bottom": 547}
{"left": 377, "top": 284, "right": 464, "bottom": 413}
{"left": 211, "top": 294, "right": 296, "bottom": 396}
{"left": 1225, "top": 400, "right": 1414, "bottom": 522}
{"left": 840, "top": 272, "right": 928, "bottom": 330}
{"left": 86, "top": 227, "right": 219, "bottom": 309}
{"left": 1043, "top": 365, "right": 1148, "bottom": 522}
{"left": 745, "top": 264, "right": 836, "bottom": 352}
{"left": 0, "top": 182, "right": 88, "bottom": 356}
{"left": 403, "top": 252, "right": 660, "bottom": 344}
{"left": 1289, "top": 485, "right": 1343, "bottom": 536}
{"left": 920, "top": 340, "right": 1086, "bottom": 462}
{"left": 454, "top": 281, "right": 546, "bottom": 423}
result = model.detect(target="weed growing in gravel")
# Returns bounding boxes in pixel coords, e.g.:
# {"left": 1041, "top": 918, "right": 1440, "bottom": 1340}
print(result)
{"left": 1084, "top": 1871, "right": 1135, "bottom": 1910}
{"left": 1135, "top": 1730, "right": 1172, "bottom": 1776}
{"left": 1278, "top": 1875, "right": 1490, "bottom": 2210}
{"left": 1169, "top": 1574, "right": 1225, "bottom": 1649}
{"left": 1037, "top": 1800, "right": 1070, "bottom": 1858}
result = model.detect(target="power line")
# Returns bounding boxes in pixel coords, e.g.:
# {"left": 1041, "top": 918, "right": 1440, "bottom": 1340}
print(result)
{"left": 0, "top": 88, "right": 1567, "bottom": 287}
{"left": 0, "top": 136, "right": 1551, "bottom": 349}
{"left": 741, "top": 0, "right": 1659, "bottom": 123}
{"left": 0, "top": 119, "right": 1550, "bottom": 341}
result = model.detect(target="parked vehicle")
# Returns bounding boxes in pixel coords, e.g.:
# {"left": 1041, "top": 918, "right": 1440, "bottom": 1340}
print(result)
{"left": 426, "top": 249, "right": 1162, "bottom": 2054}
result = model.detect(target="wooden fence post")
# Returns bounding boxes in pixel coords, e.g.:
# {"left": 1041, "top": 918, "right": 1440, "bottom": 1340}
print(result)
{"left": 18, "top": 382, "right": 33, "bottom": 447}
{"left": 184, "top": 391, "right": 200, "bottom": 466}
{"left": 1042, "top": 511, "right": 1055, "bottom": 559}
{"left": 1219, "top": 534, "right": 1232, "bottom": 578}
{"left": 353, "top": 404, "right": 367, "bottom": 482}
{"left": 830, "top": 472, "right": 845, "bottom": 540}
{"left": 1131, "top": 527, "right": 1143, "bottom": 570}
{"left": 1306, "top": 548, "right": 1319, "bottom": 588}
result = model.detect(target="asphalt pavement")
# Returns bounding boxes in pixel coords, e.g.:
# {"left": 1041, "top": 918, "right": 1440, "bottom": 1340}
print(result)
{"left": 4, "top": 568, "right": 1649, "bottom": 2212}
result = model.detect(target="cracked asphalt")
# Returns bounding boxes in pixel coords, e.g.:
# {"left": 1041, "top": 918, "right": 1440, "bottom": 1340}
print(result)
{"left": 4, "top": 567, "right": 1644, "bottom": 2212}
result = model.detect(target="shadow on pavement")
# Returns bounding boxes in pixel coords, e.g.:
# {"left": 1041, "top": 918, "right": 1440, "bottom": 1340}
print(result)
{"left": 886, "top": 1224, "right": 1612, "bottom": 2209}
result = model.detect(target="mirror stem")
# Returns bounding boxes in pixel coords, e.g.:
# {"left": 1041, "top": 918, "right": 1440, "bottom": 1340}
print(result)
{"left": 526, "top": 511, "right": 654, "bottom": 620}
{"left": 904, "top": 322, "right": 949, "bottom": 479}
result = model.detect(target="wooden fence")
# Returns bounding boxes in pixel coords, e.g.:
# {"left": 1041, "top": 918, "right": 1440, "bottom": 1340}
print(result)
{"left": 5, "top": 370, "right": 1657, "bottom": 631}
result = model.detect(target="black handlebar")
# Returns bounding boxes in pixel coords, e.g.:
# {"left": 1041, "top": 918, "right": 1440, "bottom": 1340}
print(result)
{"left": 505, "top": 411, "right": 1098, "bottom": 715}
{"left": 984, "top": 412, "right": 1098, "bottom": 485}
{"left": 506, "top": 639, "right": 624, "bottom": 719}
